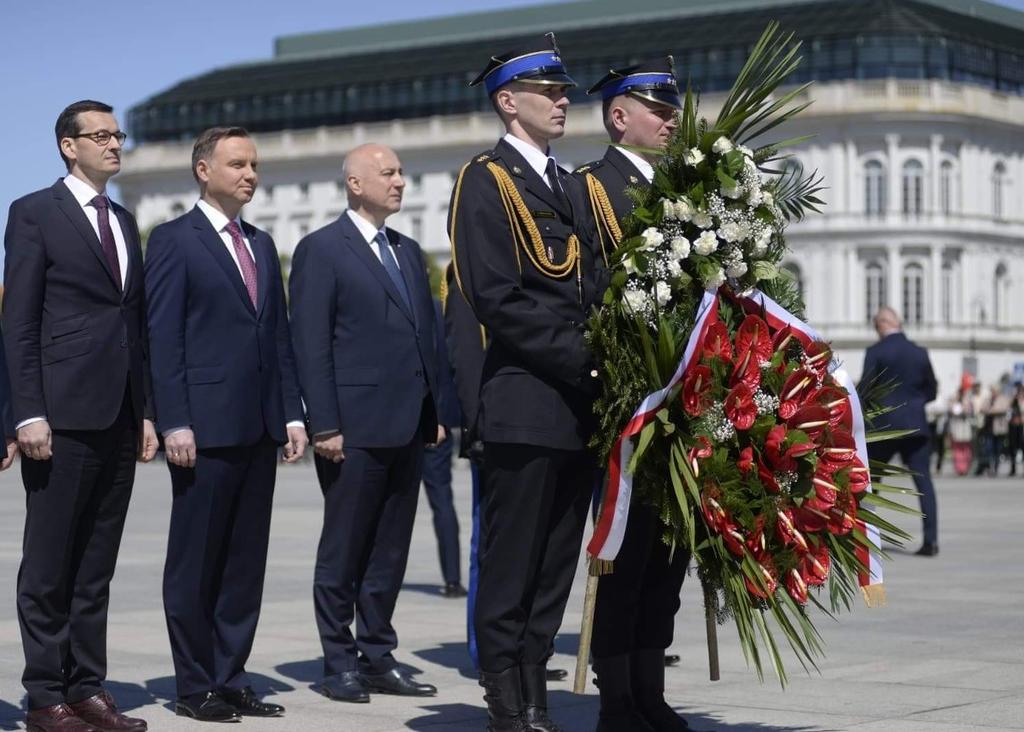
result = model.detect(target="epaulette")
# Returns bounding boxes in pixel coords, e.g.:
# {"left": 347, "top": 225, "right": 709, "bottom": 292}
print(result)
{"left": 574, "top": 159, "right": 604, "bottom": 174}
{"left": 473, "top": 150, "right": 497, "bottom": 164}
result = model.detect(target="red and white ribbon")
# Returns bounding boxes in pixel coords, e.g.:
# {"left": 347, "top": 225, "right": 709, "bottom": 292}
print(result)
{"left": 589, "top": 288, "right": 883, "bottom": 591}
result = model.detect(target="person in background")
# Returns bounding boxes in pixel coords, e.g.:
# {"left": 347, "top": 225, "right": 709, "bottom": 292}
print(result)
{"left": 1, "top": 336, "right": 18, "bottom": 470}
{"left": 1007, "top": 383, "right": 1024, "bottom": 476}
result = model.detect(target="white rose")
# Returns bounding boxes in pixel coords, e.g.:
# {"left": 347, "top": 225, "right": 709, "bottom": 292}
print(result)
{"left": 640, "top": 227, "right": 664, "bottom": 250}
{"left": 683, "top": 147, "right": 705, "bottom": 166}
{"left": 721, "top": 184, "right": 743, "bottom": 200}
{"left": 718, "top": 222, "right": 750, "bottom": 243}
{"left": 623, "top": 287, "right": 648, "bottom": 312}
{"left": 762, "top": 191, "right": 774, "bottom": 207}
{"left": 693, "top": 230, "right": 719, "bottom": 256}
{"left": 661, "top": 198, "right": 678, "bottom": 220}
{"left": 692, "top": 210, "right": 713, "bottom": 229}
{"left": 666, "top": 258, "right": 683, "bottom": 278}
{"left": 670, "top": 236, "right": 691, "bottom": 260}
{"left": 623, "top": 256, "right": 639, "bottom": 275}
{"left": 674, "top": 197, "right": 695, "bottom": 221}
{"left": 752, "top": 229, "right": 772, "bottom": 256}
{"left": 654, "top": 280, "right": 672, "bottom": 306}
{"left": 705, "top": 266, "right": 726, "bottom": 291}
{"left": 747, "top": 188, "right": 764, "bottom": 206}
{"left": 726, "top": 261, "right": 749, "bottom": 278}
{"left": 712, "top": 136, "right": 734, "bottom": 154}
{"left": 737, "top": 144, "right": 754, "bottom": 158}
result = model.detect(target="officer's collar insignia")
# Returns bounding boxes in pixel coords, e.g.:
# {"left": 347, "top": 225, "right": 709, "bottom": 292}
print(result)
{"left": 629, "top": 175, "right": 639, "bottom": 184}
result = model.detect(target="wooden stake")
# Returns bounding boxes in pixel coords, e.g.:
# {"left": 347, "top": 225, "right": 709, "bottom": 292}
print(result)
{"left": 573, "top": 573, "right": 600, "bottom": 693}
{"left": 703, "top": 580, "right": 720, "bottom": 681}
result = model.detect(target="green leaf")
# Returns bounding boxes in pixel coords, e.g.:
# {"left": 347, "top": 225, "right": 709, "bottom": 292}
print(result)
{"left": 752, "top": 260, "right": 780, "bottom": 281}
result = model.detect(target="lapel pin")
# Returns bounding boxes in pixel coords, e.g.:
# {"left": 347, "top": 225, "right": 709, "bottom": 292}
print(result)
{"left": 629, "top": 175, "right": 639, "bottom": 184}
{"left": 512, "top": 165, "right": 522, "bottom": 175}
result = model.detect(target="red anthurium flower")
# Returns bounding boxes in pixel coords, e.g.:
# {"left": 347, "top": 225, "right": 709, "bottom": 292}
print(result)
{"left": 757, "top": 458, "right": 781, "bottom": 494}
{"left": 746, "top": 516, "right": 768, "bottom": 560}
{"left": 702, "top": 321, "right": 734, "bottom": 363}
{"left": 785, "top": 404, "right": 831, "bottom": 444}
{"left": 812, "top": 469, "right": 839, "bottom": 510}
{"left": 846, "top": 457, "right": 870, "bottom": 494}
{"left": 776, "top": 508, "right": 809, "bottom": 552}
{"left": 803, "top": 341, "right": 832, "bottom": 379}
{"left": 725, "top": 383, "right": 757, "bottom": 430}
{"left": 701, "top": 491, "right": 727, "bottom": 532}
{"left": 781, "top": 368, "right": 818, "bottom": 405}
{"left": 809, "top": 385, "right": 850, "bottom": 429}
{"left": 744, "top": 561, "right": 778, "bottom": 599}
{"left": 721, "top": 519, "right": 747, "bottom": 557}
{"left": 682, "top": 365, "right": 713, "bottom": 417}
{"left": 689, "top": 436, "right": 713, "bottom": 463}
{"left": 735, "top": 315, "right": 774, "bottom": 365}
{"left": 800, "top": 542, "right": 831, "bottom": 586}
{"left": 765, "top": 425, "right": 815, "bottom": 471}
{"left": 826, "top": 492, "right": 856, "bottom": 535}
{"left": 730, "top": 347, "right": 763, "bottom": 390}
{"left": 785, "top": 568, "right": 809, "bottom": 604}
{"left": 778, "top": 400, "right": 797, "bottom": 420}
{"left": 794, "top": 504, "right": 827, "bottom": 533}
{"left": 820, "top": 430, "right": 857, "bottom": 468}
{"left": 772, "top": 324, "right": 794, "bottom": 354}
{"left": 738, "top": 446, "right": 754, "bottom": 474}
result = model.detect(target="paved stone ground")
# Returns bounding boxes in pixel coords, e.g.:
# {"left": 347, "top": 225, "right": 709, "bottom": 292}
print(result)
{"left": 0, "top": 458, "right": 1022, "bottom": 731}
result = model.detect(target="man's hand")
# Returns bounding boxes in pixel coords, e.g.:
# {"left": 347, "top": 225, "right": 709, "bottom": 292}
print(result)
{"left": 313, "top": 432, "right": 344, "bottom": 463}
{"left": 283, "top": 425, "right": 309, "bottom": 464}
{"left": 165, "top": 428, "right": 197, "bottom": 468}
{"left": 17, "top": 421, "right": 52, "bottom": 461}
{"left": 1, "top": 438, "right": 17, "bottom": 471}
{"left": 428, "top": 425, "right": 447, "bottom": 447}
{"left": 138, "top": 419, "right": 158, "bottom": 463}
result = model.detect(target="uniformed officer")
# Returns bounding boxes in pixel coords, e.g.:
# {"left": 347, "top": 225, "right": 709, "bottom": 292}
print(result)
{"left": 574, "top": 59, "right": 691, "bottom": 732}
{"left": 448, "top": 33, "right": 605, "bottom": 732}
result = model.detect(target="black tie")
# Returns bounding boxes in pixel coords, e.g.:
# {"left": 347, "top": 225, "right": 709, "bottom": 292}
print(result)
{"left": 545, "top": 158, "right": 569, "bottom": 213}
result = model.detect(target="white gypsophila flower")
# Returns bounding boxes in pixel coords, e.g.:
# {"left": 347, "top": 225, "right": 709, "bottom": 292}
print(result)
{"left": 693, "top": 230, "right": 719, "bottom": 256}
{"left": 721, "top": 184, "right": 743, "bottom": 200}
{"left": 640, "top": 227, "right": 664, "bottom": 250}
{"left": 718, "top": 221, "right": 750, "bottom": 243}
{"left": 623, "top": 287, "right": 649, "bottom": 313}
{"left": 712, "top": 136, "right": 734, "bottom": 154}
{"left": 666, "top": 257, "right": 683, "bottom": 278}
{"left": 705, "top": 266, "right": 726, "bottom": 291}
{"left": 683, "top": 147, "right": 705, "bottom": 166}
{"left": 737, "top": 144, "right": 754, "bottom": 158}
{"left": 753, "top": 390, "right": 780, "bottom": 415}
{"left": 692, "top": 210, "right": 713, "bottom": 229}
{"left": 661, "top": 198, "right": 678, "bottom": 220}
{"left": 674, "top": 197, "right": 695, "bottom": 221}
{"left": 654, "top": 280, "right": 672, "bottom": 306}
{"left": 670, "top": 236, "right": 691, "bottom": 260}
{"left": 726, "top": 261, "right": 748, "bottom": 278}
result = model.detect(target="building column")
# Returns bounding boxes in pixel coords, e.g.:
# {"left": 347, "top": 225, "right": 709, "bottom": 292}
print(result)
{"left": 928, "top": 134, "right": 943, "bottom": 215}
{"left": 887, "top": 241, "right": 901, "bottom": 315}
{"left": 886, "top": 133, "right": 900, "bottom": 217}
{"left": 845, "top": 139, "right": 858, "bottom": 214}
{"left": 931, "top": 245, "right": 943, "bottom": 326}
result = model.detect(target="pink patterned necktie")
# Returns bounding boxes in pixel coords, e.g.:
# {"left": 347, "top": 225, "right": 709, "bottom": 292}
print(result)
{"left": 225, "top": 221, "right": 258, "bottom": 307}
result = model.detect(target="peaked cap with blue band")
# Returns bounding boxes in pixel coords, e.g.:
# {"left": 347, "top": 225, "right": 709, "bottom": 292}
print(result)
{"left": 470, "top": 32, "right": 576, "bottom": 95}
{"left": 587, "top": 56, "right": 682, "bottom": 110}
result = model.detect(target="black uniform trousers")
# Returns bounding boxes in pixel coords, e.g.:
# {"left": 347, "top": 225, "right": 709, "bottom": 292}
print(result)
{"left": 474, "top": 443, "right": 595, "bottom": 673}
{"left": 591, "top": 500, "right": 689, "bottom": 659}
{"left": 18, "top": 394, "right": 137, "bottom": 709}
{"left": 162, "top": 435, "right": 278, "bottom": 698}
{"left": 869, "top": 435, "right": 937, "bottom": 545}
{"left": 421, "top": 436, "right": 461, "bottom": 585}
{"left": 313, "top": 436, "right": 424, "bottom": 678}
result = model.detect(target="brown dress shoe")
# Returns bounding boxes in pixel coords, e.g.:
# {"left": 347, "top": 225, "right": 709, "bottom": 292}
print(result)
{"left": 69, "top": 692, "right": 147, "bottom": 732}
{"left": 25, "top": 703, "right": 98, "bottom": 732}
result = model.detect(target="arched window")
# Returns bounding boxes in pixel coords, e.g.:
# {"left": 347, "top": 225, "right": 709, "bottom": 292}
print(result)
{"left": 902, "top": 262, "right": 925, "bottom": 326}
{"left": 939, "top": 160, "right": 955, "bottom": 215}
{"left": 993, "top": 162, "right": 1007, "bottom": 219}
{"left": 902, "top": 160, "right": 924, "bottom": 216}
{"left": 865, "top": 261, "right": 886, "bottom": 322}
{"left": 994, "top": 262, "right": 1010, "bottom": 326}
{"left": 781, "top": 261, "right": 803, "bottom": 299}
{"left": 865, "top": 160, "right": 886, "bottom": 216}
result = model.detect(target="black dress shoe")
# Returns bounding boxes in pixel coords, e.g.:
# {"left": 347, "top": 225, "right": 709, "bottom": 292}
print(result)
{"left": 915, "top": 542, "right": 939, "bottom": 556}
{"left": 317, "top": 671, "right": 369, "bottom": 703}
{"left": 360, "top": 668, "right": 437, "bottom": 696}
{"left": 442, "top": 582, "right": 469, "bottom": 598}
{"left": 545, "top": 668, "right": 567, "bottom": 682}
{"left": 664, "top": 654, "right": 680, "bottom": 668}
{"left": 219, "top": 687, "right": 284, "bottom": 717}
{"left": 175, "top": 692, "right": 240, "bottom": 723}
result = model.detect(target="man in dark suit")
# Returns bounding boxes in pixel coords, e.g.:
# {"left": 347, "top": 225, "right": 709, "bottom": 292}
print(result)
{"left": 449, "top": 35, "right": 605, "bottom": 732}
{"left": 3, "top": 100, "right": 157, "bottom": 732}
{"left": 862, "top": 307, "right": 939, "bottom": 556}
{"left": 1, "top": 336, "right": 18, "bottom": 470}
{"left": 290, "top": 143, "right": 442, "bottom": 704}
{"left": 145, "top": 127, "right": 308, "bottom": 722}
{"left": 422, "top": 297, "right": 467, "bottom": 599}
{"left": 574, "top": 59, "right": 690, "bottom": 732}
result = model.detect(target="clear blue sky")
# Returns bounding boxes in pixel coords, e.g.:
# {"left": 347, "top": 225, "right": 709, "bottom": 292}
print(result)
{"left": 3, "top": 0, "right": 1024, "bottom": 238}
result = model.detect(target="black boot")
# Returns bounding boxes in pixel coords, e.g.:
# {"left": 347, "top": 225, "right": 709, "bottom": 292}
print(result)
{"left": 632, "top": 649, "right": 689, "bottom": 731}
{"left": 480, "top": 667, "right": 529, "bottom": 732}
{"left": 593, "top": 655, "right": 655, "bottom": 732}
{"left": 521, "top": 665, "right": 561, "bottom": 731}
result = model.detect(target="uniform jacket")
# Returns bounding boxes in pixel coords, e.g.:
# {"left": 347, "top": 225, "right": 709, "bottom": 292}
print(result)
{"left": 574, "top": 145, "right": 647, "bottom": 264}
{"left": 289, "top": 212, "right": 440, "bottom": 449}
{"left": 145, "top": 207, "right": 304, "bottom": 449}
{"left": 2, "top": 179, "right": 150, "bottom": 431}
{"left": 860, "top": 332, "right": 937, "bottom": 435}
{"left": 448, "top": 137, "right": 605, "bottom": 450}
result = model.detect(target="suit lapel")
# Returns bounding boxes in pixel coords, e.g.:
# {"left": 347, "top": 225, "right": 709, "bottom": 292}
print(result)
{"left": 113, "top": 205, "right": 138, "bottom": 302}
{"left": 496, "top": 139, "right": 572, "bottom": 220}
{"left": 605, "top": 146, "right": 645, "bottom": 188}
{"left": 246, "top": 223, "right": 271, "bottom": 319}
{"left": 51, "top": 180, "right": 120, "bottom": 292}
{"left": 190, "top": 208, "right": 256, "bottom": 316}
{"left": 338, "top": 216, "right": 415, "bottom": 324}
{"left": 390, "top": 230, "right": 421, "bottom": 327}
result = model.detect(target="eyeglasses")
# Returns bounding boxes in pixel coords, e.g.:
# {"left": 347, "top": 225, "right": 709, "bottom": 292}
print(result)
{"left": 72, "top": 130, "right": 127, "bottom": 146}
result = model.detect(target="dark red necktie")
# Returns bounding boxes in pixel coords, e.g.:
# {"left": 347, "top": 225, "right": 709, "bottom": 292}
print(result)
{"left": 90, "top": 195, "right": 122, "bottom": 290}
{"left": 226, "top": 221, "right": 258, "bottom": 307}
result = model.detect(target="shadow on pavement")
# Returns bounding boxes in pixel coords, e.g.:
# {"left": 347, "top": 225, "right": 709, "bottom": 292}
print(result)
{"left": 0, "top": 698, "right": 24, "bottom": 731}
{"left": 412, "top": 641, "right": 477, "bottom": 679}
{"left": 404, "top": 701, "right": 483, "bottom": 729}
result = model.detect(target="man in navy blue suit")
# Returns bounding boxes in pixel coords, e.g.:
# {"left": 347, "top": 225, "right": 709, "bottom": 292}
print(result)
{"left": 862, "top": 306, "right": 939, "bottom": 556}
{"left": 290, "top": 143, "right": 442, "bottom": 704}
{"left": 4, "top": 100, "right": 157, "bottom": 732}
{"left": 1, "top": 336, "right": 17, "bottom": 471}
{"left": 145, "top": 127, "right": 308, "bottom": 722}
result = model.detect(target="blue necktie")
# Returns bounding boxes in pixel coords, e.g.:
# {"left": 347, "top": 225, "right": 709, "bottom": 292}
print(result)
{"left": 374, "top": 232, "right": 412, "bottom": 313}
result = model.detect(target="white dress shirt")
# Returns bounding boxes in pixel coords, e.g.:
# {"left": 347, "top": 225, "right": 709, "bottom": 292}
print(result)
{"left": 16, "top": 175, "right": 131, "bottom": 430}
{"left": 196, "top": 199, "right": 255, "bottom": 276}
{"left": 502, "top": 133, "right": 560, "bottom": 189}
{"left": 345, "top": 209, "right": 395, "bottom": 267}
{"left": 618, "top": 147, "right": 655, "bottom": 184}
